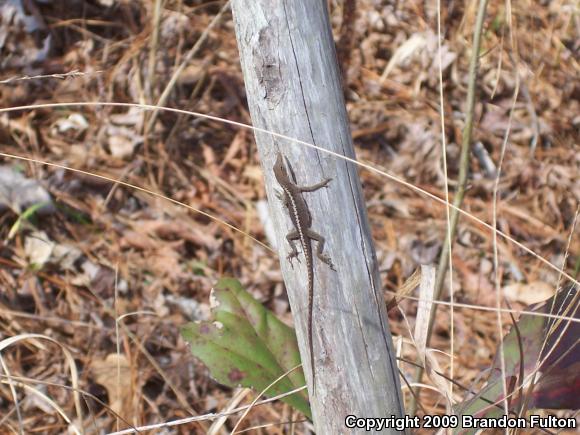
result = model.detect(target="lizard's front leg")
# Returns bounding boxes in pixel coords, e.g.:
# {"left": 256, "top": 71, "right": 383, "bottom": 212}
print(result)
{"left": 298, "top": 177, "right": 331, "bottom": 192}
{"left": 275, "top": 189, "right": 289, "bottom": 207}
{"left": 305, "top": 228, "right": 335, "bottom": 270}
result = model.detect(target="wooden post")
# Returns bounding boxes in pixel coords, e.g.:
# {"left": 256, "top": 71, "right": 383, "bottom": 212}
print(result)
{"left": 231, "top": 1, "right": 406, "bottom": 432}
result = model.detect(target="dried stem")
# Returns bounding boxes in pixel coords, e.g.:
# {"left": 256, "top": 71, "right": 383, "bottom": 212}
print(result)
{"left": 410, "top": 0, "right": 489, "bottom": 415}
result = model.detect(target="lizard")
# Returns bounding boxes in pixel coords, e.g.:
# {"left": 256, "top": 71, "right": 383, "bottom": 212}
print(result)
{"left": 272, "top": 151, "right": 335, "bottom": 395}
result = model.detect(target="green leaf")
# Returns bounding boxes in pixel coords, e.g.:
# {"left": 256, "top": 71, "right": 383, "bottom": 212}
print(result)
{"left": 181, "top": 278, "right": 310, "bottom": 418}
{"left": 7, "top": 201, "right": 51, "bottom": 240}
{"left": 55, "top": 202, "right": 92, "bottom": 225}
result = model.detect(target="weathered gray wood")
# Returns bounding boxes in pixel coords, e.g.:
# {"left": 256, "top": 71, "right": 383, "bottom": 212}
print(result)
{"left": 231, "top": 1, "right": 406, "bottom": 432}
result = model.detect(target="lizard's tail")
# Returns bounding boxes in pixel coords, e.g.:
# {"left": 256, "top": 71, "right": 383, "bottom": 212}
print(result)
{"left": 308, "top": 274, "right": 316, "bottom": 397}
{"left": 309, "top": 309, "right": 316, "bottom": 396}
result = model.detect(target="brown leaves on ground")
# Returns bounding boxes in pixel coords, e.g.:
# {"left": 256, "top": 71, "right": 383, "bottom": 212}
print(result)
{"left": 91, "top": 354, "right": 133, "bottom": 419}
{"left": 0, "top": 0, "right": 578, "bottom": 433}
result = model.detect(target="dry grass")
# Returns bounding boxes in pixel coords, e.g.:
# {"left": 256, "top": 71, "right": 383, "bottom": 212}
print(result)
{"left": 0, "top": 0, "right": 578, "bottom": 433}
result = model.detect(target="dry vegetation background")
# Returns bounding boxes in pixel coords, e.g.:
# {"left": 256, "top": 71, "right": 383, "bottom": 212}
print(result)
{"left": 0, "top": 0, "right": 578, "bottom": 433}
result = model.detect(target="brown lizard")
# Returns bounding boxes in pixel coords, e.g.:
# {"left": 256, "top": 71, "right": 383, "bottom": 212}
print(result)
{"left": 273, "top": 152, "right": 335, "bottom": 394}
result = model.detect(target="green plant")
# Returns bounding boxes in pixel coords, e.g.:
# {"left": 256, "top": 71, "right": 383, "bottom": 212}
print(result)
{"left": 181, "top": 278, "right": 311, "bottom": 418}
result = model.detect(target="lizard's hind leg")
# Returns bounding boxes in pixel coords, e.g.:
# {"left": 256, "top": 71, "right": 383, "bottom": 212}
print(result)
{"left": 285, "top": 230, "right": 301, "bottom": 266}
{"left": 305, "top": 229, "right": 335, "bottom": 270}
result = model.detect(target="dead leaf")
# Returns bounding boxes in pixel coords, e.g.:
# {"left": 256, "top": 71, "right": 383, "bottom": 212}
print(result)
{"left": 0, "top": 166, "right": 52, "bottom": 213}
{"left": 91, "top": 354, "right": 133, "bottom": 418}
{"left": 108, "top": 135, "right": 136, "bottom": 159}
{"left": 24, "top": 231, "right": 54, "bottom": 267}
{"left": 410, "top": 238, "right": 440, "bottom": 265}
{"left": 121, "top": 230, "right": 157, "bottom": 250}
{"left": 51, "top": 244, "right": 83, "bottom": 271}
{"left": 151, "top": 244, "right": 182, "bottom": 277}
{"left": 52, "top": 113, "right": 88, "bottom": 136}
{"left": 503, "top": 281, "right": 555, "bottom": 305}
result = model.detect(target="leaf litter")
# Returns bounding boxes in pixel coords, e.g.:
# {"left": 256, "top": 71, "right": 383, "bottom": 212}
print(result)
{"left": 0, "top": 0, "right": 578, "bottom": 433}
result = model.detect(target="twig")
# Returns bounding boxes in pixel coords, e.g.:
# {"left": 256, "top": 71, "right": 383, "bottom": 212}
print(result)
{"left": 144, "top": 1, "right": 231, "bottom": 135}
{"left": 520, "top": 76, "right": 541, "bottom": 157}
{"left": 473, "top": 141, "right": 497, "bottom": 178}
{"left": 410, "top": 0, "right": 489, "bottom": 415}
{"left": 147, "top": 0, "right": 163, "bottom": 101}
{"left": 0, "top": 70, "right": 103, "bottom": 84}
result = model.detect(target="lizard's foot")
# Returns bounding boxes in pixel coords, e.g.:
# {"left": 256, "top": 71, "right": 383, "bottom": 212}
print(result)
{"left": 286, "top": 251, "right": 300, "bottom": 266}
{"left": 319, "top": 253, "right": 335, "bottom": 271}
{"left": 319, "top": 253, "right": 333, "bottom": 266}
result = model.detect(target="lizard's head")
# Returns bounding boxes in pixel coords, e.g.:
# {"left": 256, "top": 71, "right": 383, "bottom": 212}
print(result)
{"left": 273, "top": 152, "right": 287, "bottom": 181}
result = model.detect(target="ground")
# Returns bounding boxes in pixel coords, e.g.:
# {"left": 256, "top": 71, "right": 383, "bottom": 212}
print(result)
{"left": 0, "top": 0, "right": 578, "bottom": 433}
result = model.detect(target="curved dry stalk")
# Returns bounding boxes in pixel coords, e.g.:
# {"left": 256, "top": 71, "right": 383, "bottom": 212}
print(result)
{"left": 536, "top": 207, "right": 580, "bottom": 364}
{"left": 435, "top": 0, "right": 454, "bottom": 408}
{"left": 397, "top": 294, "right": 580, "bottom": 324}
{"left": 491, "top": 65, "right": 520, "bottom": 419}
{"left": 207, "top": 389, "right": 251, "bottom": 435}
{"left": 230, "top": 364, "right": 303, "bottom": 434}
{"left": 1, "top": 97, "right": 577, "bottom": 423}
{"left": 0, "top": 379, "right": 82, "bottom": 435}
{"left": 0, "top": 102, "right": 576, "bottom": 287}
{"left": 0, "top": 149, "right": 273, "bottom": 254}
{"left": 0, "top": 373, "right": 142, "bottom": 431}
{"left": 0, "top": 334, "right": 83, "bottom": 433}
{"left": 231, "top": 418, "right": 309, "bottom": 434}
{"left": 106, "top": 385, "right": 307, "bottom": 435}
{"left": 0, "top": 354, "right": 23, "bottom": 435}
